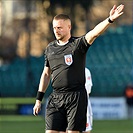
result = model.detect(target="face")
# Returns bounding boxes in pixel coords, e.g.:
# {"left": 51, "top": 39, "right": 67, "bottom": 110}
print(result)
{"left": 52, "top": 19, "right": 71, "bottom": 41}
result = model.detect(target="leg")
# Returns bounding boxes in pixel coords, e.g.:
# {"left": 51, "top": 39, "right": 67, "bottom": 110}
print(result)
{"left": 59, "top": 131, "right": 80, "bottom": 133}
{"left": 59, "top": 132, "right": 66, "bottom": 133}
{"left": 59, "top": 130, "right": 90, "bottom": 133}
{"left": 83, "top": 131, "right": 91, "bottom": 133}
{"left": 68, "top": 131, "right": 80, "bottom": 133}
{"left": 84, "top": 98, "right": 93, "bottom": 133}
{"left": 67, "top": 90, "right": 87, "bottom": 132}
{"left": 46, "top": 130, "right": 59, "bottom": 133}
{"left": 45, "top": 93, "right": 67, "bottom": 131}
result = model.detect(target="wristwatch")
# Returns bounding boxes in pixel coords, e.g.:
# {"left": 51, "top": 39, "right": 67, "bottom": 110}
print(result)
{"left": 108, "top": 17, "right": 114, "bottom": 23}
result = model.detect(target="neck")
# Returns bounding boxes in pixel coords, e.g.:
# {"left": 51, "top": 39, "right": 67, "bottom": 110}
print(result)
{"left": 57, "top": 41, "right": 68, "bottom": 46}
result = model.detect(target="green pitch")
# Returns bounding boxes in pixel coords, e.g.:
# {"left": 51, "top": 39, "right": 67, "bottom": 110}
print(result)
{"left": 0, "top": 115, "right": 44, "bottom": 133}
{"left": 92, "top": 119, "right": 133, "bottom": 133}
{"left": 0, "top": 115, "right": 133, "bottom": 133}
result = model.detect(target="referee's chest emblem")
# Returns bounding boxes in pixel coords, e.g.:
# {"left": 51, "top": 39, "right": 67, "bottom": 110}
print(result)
{"left": 64, "top": 54, "right": 73, "bottom": 65}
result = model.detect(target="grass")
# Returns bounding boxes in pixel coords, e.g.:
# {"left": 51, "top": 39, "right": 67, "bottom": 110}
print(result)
{"left": 92, "top": 119, "right": 133, "bottom": 133}
{"left": 0, "top": 98, "right": 35, "bottom": 104}
{"left": 0, "top": 115, "right": 45, "bottom": 133}
{"left": 0, "top": 115, "right": 133, "bottom": 133}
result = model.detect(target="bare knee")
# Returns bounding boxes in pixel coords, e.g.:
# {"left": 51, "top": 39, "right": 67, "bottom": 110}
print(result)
{"left": 67, "top": 131, "right": 80, "bottom": 133}
{"left": 46, "top": 130, "right": 59, "bottom": 133}
{"left": 83, "top": 131, "right": 91, "bottom": 133}
{"left": 59, "top": 132, "right": 66, "bottom": 133}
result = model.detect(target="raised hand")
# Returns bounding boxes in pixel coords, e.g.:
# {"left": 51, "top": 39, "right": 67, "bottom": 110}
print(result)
{"left": 109, "top": 4, "right": 124, "bottom": 21}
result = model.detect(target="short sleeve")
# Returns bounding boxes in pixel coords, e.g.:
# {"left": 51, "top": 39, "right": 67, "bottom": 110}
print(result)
{"left": 77, "top": 35, "right": 91, "bottom": 53}
{"left": 44, "top": 48, "right": 50, "bottom": 67}
{"left": 44, "top": 55, "right": 50, "bottom": 67}
{"left": 82, "top": 35, "right": 91, "bottom": 47}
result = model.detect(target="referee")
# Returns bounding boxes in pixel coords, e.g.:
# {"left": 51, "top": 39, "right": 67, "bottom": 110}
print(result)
{"left": 33, "top": 4, "right": 124, "bottom": 133}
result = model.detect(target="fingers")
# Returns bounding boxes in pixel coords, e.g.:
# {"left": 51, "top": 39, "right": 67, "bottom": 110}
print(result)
{"left": 110, "top": 5, "right": 117, "bottom": 16}
{"left": 116, "top": 4, "right": 124, "bottom": 13}
{"left": 33, "top": 107, "right": 38, "bottom": 116}
{"left": 33, "top": 105, "right": 41, "bottom": 116}
{"left": 117, "top": 12, "right": 124, "bottom": 18}
{"left": 116, "top": 5, "right": 122, "bottom": 10}
{"left": 116, "top": 4, "right": 124, "bottom": 17}
{"left": 110, "top": 4, "right": 124, "bottom": 20}
{"left": 33, "top": 100, "right": 41, "bottom": 116}
{"left": 112, "top": 4, "right": 124, "bottom": 13}
{"left": 112, "top": 5, "right": 117, "bottom": 10}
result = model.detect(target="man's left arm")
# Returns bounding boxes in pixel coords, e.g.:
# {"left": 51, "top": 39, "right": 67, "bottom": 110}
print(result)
{"left": 85, "top": 4, "right": 124, "bottom": 45}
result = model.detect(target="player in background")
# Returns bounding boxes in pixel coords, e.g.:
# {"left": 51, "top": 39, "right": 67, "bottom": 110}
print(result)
{"left": 84, "top": 67, "right": 93, "bottom": 133}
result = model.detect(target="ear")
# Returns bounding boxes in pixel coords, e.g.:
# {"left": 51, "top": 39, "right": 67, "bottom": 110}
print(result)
{"left": 68, "top": 25, "right": 71, "bottom": 30}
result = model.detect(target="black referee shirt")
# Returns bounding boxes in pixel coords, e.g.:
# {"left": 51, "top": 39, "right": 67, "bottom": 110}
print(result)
{"left": 45, "top": 36, "right": 90, "bottom": 92}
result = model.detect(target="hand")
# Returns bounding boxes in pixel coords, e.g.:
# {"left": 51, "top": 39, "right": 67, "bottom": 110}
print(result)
{"left": 109, "top": 4, "right": 124, "bottom": 21}
{"left": 33, "top": 100, "right": 41, "bottom": 116}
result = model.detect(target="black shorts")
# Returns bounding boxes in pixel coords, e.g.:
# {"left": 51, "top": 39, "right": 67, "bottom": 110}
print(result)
{"left": 45, "top": 89, "right": 87, "bottom": 132}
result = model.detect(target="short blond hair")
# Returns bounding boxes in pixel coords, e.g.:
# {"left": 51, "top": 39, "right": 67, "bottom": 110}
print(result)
{"left": 53, "top": 14, "right": 71, "bottom": 22}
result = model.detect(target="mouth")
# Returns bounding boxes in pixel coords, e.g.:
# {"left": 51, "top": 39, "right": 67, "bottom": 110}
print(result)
{"left": 56, "top": 34, "right": 61, "bottom": 38}
{"left": 56, "top": 33, "right": 61, "bottom": 36}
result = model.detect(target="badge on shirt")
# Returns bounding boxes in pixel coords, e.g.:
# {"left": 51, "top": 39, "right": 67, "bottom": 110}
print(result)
{"left": 64, "top": 54, "right": 73, "bottom": 65}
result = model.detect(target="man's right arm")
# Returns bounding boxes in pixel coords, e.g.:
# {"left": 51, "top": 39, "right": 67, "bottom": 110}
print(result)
{"left": 38, "top": 66, "right": 51, "bottom": 93}
{"left": 33, "top": 66, "right": 51, "bottom": 116}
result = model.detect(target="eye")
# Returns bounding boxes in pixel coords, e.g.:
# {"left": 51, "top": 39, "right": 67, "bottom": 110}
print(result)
{"left": 58, "top": 27, "right": 62, "bottom": 30}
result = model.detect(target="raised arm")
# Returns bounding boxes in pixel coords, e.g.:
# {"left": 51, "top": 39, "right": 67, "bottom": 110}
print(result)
{"left": 85, "top": 4, "right": 124, "bottom": 44}
{"left": 33, "top": 66, "right": 51, "bottom": 116}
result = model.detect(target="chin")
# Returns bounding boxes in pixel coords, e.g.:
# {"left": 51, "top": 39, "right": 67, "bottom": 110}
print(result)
{"left": 56, "top": 36, "right": 62, "bottom": 40}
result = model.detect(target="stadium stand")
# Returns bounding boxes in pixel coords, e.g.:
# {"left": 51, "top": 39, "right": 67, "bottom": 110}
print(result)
{"left": 86, "top": 25, "right": 133, "bottom": 96}
{"left": 0, "top": 25, "right": 132, "bottom": 97}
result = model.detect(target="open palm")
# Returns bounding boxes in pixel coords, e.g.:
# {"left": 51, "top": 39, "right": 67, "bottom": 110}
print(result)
{"left": 109, "top": 4, "right": 124, "bottom": 21}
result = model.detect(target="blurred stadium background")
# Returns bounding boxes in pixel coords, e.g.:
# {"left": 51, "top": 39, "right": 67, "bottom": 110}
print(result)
{"left": 0, "top": 0, "right": 133, "bottom": 133}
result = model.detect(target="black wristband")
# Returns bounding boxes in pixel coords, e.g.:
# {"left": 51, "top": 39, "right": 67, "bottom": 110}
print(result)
{"left": 108, "top": 17, "right": 114, "bottom": 23}
{"left": 36, "top": 91, "right": 44, "bottom": 101}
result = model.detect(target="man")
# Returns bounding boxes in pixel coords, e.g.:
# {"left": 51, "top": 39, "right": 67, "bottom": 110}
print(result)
{"left": 33, "top": 4, "right": 124, "bottom": 133}
{"left": 125, "top": 85, "right": 133, "bottom": 118}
